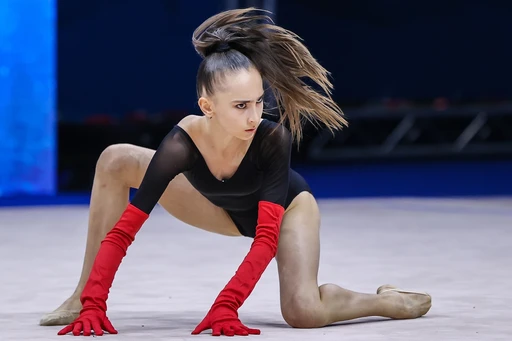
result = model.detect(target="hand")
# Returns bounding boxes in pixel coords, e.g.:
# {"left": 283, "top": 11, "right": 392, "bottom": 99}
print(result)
{"left": 56, "top": 204, "right": 148, "bottom": 336}
{"left": 57, "top": 307, "right": 117, "bottom": 336}
{"left": 192, "top": 305, "right": 260, "bottom": 336}
{"left": 191, "top": 201, "right": 284, "bottom": 337}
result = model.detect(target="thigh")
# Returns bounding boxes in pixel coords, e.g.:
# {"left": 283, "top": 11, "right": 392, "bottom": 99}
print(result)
{"left": 121, "top": 143, "right": 242, "bottom": 237}
{"left": 276, "top": 191, "right": 322, "bottom": 306}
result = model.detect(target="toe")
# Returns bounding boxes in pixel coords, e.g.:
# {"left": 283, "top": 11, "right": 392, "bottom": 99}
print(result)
{"left": 39, "top": 311, "right": 80, "bottom": 326}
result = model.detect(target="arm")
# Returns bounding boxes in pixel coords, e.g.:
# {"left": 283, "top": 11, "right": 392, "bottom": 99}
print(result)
{"left": 81, "top": 127, "right": 196, "bottom": 305}
{"left": 216, "top": 124, "right": 292, "bottom": 307}
{"left": 58, "top": 127, "right": 196, "bottom": 336}
{"left": 192, "top": 124, "right": 292, "bottom": 336}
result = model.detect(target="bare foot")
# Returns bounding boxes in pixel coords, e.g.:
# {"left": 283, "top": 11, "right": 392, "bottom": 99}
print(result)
{"left": 39, "top": 296, "right": 82, "bottom": 326}
{"left": 377, "top": 284, "right": 432, "bottom": 319}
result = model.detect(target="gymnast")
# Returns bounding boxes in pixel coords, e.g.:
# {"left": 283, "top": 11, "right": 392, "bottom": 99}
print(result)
{"left": 41, "top": 8, "right": 432, "bottom": 336}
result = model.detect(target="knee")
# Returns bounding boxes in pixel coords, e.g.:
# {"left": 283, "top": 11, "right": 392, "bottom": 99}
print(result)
{"left": 96, "top": 143, "right": 136, "bottom": 175}
{"left": 281, "top": 293, "right": 327, "bottom": 329}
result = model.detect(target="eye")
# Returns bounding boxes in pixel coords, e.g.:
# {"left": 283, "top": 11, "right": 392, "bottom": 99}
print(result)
{"left": 236, "top": 103, "right": 246, "bottom": 109}
{"left": 256, "top": 97, "right": 264, "bottom": 104}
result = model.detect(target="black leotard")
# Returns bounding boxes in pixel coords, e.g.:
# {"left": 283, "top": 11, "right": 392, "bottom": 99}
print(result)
{"left": 130, "top": 118, "right": 311, "bottom": 237}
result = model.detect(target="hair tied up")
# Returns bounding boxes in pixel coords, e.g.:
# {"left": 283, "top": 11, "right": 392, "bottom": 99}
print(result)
{"left": 193, "top": 8, "right": 348, "bottom": 143}
{"left": 204, "top": 41, "right": 232, "bottom": 57}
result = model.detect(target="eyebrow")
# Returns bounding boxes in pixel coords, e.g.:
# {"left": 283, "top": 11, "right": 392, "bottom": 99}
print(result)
{"left": 231, "top": 93, "right": 265, "bottom": 103}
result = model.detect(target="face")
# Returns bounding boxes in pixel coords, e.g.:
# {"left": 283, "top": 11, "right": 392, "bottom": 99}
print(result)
{"left": 200, "top": 67, "right": 264, "bottom": 140}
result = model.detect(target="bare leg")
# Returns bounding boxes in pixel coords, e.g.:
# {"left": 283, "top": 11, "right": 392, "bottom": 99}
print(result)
{"left": 276, "top": 192, "right": 432, "bottom": 328}
{"left": 40, "top": 144, "right": 240, "bottom": 326}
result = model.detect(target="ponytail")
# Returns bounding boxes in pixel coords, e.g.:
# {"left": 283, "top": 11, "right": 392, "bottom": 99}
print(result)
{"left": 193, "top": 8, "right": 348, "bottom": 142}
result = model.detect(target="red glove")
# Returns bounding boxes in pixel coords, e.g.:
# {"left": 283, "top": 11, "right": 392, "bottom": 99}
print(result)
{"left": 192, "top": 305, "right": 261, "bottom": 336}
{"left": 192, "top": 201, "right": 284, "bottom": 336}
{"left": 56, "top": 307, "right": 117, "bottom": 337}
{"left": 58, "top": 204, "right": 148, "bottom": 336}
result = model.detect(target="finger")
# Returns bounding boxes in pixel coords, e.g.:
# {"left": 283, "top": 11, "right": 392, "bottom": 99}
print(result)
{"left": 191, "top": 318, "right": 210, "bottom": 335}
{"left": 234, "top": 327, "right": 249, "bottom": 336}
{"left": 223, "top": 326, "right": 235, "bottom": 337}
{"left": 212, "top": 325, "right": 222, "bottom": 336}
{"left": 103, "top": 317, "right": 118, "bottom": 334}
{"left": 72, "top": 322, "right": 83, "bottom": 336}
{"left": 91, "top": 319, "right": 104, "bottom": 336}
{"left": 82, "top": 319, "right": 92, "bottom": 336}
{"left": 242, "top": 325, "right": 261, "bottom": 335}
{"left": 57, "top": 324, "right": 74, "bottom": 336}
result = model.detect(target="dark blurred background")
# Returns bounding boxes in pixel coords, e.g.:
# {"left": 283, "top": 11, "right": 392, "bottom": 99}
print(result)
{"left": 1, "top": 0, "right": 512, "bottom": 203}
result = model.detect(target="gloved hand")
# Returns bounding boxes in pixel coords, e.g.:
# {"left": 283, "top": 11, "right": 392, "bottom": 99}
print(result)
{"left": 192, "top": 304, "right": 260, "bottom": 336}
{"left": 57, "top": 203, "right": 148, "bottom": 336}
{"left": 57, "top": 306, "right": 117, "bottom": 336}
{"left": 192, "top": 201, "right": 284, "bottom": 337}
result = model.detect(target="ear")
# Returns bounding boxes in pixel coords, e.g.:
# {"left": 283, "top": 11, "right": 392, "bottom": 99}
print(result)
{"left": 198, "top": 97, "right": 214, "bottom": 118}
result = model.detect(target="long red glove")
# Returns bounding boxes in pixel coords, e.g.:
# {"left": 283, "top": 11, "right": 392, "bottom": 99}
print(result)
{"left": 192, "top": 201, "right": 285, "bottom": 336}
{"left": 58, "top": 204, "right": 149, "bottom": 336}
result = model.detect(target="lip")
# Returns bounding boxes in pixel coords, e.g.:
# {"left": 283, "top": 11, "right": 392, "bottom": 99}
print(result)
{"left": 245, "top": 128, "right": 256, "bottom": 132}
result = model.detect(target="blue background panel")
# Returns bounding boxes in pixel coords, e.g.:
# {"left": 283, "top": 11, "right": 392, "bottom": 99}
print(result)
{"left": 0, "top": 0, "right": 56, "bottom": 197}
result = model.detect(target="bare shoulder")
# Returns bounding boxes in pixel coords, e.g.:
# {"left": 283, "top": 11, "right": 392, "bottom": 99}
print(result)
{"left": 177, "top": 115, "right": 203, "bottom": 133}
{"left": 175, "top": 115, "right": 206, "bottom": 149}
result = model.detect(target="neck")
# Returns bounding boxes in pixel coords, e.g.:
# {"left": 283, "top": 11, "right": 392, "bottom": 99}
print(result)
{"left": 202, "top": 116, "right": 248, "bottom": 158}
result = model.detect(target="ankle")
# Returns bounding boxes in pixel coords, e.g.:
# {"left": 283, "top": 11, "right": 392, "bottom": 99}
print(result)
{"left": 60, "top": 294, "right": 82, "bottom": 308}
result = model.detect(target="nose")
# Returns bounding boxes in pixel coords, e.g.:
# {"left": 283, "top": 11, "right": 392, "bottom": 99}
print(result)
{"left": 248, "top": 107, "right": 259, "bottom": 124}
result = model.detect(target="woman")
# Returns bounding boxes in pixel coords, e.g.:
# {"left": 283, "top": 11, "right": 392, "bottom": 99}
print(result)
{"left": 44, "top": 8, "right": 431, "bottom": 337}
